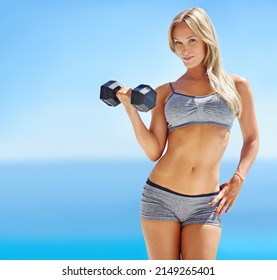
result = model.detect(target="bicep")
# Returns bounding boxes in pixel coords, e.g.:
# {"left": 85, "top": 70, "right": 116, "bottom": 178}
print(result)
{"left": 148, "top": 85, "right": 170, "bottom": 151}
{"left": 149, "top": 106, "right": 168, "bottom": 149}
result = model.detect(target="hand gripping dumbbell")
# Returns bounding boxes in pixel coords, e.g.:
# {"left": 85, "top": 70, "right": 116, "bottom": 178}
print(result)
{"left": 100, "top": 80, "right": 157, "bottom": 112}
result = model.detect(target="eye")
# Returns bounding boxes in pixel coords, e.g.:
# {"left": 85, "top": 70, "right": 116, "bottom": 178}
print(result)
{"left": 174, "top": 40, "right": 182, "bottom": 45}
{"left": 188, "top": 38, "right": 197, "bottom": 43}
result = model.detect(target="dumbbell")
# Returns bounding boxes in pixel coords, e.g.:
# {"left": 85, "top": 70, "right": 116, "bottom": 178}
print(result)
{"left": 100, "top": 80, "right": 157, "bottom": 112}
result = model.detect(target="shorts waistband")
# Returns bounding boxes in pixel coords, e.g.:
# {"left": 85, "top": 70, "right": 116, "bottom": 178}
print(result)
{"left": 146, "top": 178, "right": 220, "bottom": 198}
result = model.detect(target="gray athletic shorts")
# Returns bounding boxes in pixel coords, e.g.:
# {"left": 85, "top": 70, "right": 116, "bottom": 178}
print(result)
{"left": 140, "top": 179, "right": 221, "bottom": 227}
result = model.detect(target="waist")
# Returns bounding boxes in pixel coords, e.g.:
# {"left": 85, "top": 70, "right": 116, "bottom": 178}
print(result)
{"left": 149, "top": 162, "right": 220, "bottom": 195}
{"left": 146, "top": 178, "right": 220, "bottom": 197}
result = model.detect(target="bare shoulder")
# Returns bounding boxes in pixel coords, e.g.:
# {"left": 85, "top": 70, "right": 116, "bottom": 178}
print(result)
{"left": 154, "top": 83, "right": 172, "bottom": 104}
{"left": 155, "top": 82, "right": 172, "bottom": 95}
{"left": 231, "top": 74, "right": 252, "bottom": 97}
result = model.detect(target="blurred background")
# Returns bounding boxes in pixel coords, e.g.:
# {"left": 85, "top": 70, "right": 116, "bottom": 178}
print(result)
{"left": 0, "top": 0, "right": 276, "bottom": 259}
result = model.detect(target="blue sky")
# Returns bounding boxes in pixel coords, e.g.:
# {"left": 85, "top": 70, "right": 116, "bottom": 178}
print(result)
{"left": 0, "top": 0, "right": 276, "bottom": 162}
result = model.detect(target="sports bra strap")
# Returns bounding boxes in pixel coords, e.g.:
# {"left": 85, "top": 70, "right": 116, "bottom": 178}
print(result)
{"left": 169, "top": 82, "right": 175, "bottom": 93}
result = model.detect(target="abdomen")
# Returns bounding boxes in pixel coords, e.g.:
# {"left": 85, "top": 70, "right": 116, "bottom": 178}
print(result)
{"left": 149, "top": 125, "right": 230, "bottom": 195}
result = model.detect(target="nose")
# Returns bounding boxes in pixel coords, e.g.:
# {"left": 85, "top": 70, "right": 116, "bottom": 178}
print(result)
{"left": 179, "top": 44, "right": 191, "bottom": 56}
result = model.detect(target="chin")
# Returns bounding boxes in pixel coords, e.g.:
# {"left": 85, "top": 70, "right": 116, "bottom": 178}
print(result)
{"left": 182, "top": 60, "right": 203, "bottom": 69}
{"left": 183, "top": 62, "right": 197, "bottom": 68}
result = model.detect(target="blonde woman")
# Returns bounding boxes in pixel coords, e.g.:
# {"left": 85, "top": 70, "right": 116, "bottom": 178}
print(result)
{"left": 116, "top": 7, "right": 259, "bottom": 259}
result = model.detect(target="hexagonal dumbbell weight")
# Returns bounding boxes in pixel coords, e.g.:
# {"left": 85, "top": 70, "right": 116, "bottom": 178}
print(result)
{"left": 131, "top": 84, "right": 157, "bottom": 112}
{"left": 100, "top": 80, "right": 122, "bottom": 107}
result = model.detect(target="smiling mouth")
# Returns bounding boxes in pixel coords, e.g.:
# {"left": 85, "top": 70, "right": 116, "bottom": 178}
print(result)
{"left": 184, "top": 56, "right": 194, "bottom": 61}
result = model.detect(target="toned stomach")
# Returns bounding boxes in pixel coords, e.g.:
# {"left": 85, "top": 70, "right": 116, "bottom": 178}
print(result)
{"left": 148, "top": 125, "right": 230, "bottom": 195}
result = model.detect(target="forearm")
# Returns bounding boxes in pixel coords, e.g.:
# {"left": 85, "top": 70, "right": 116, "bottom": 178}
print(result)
{"left": 125, "top": 107, "right": 162, "bottom": 161}
{"left": 235, "top": 138, "right": 259, "bottom": 180}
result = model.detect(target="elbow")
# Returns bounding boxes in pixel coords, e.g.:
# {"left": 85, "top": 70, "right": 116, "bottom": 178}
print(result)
{"left": 243, "top": 137, "right": 260, "bottom": 156}
{"left": 243, "top": 130, "right": 259, "bottom": 149}
{"left": 148, "top": 154, "right": 161, "bottom": 162}
{"left": 142, "top": 136, "right": 166, "bottom": 162}
{"left": 256, "top": 138, "right": 260, "bottom": 151}
{"left": 147, "top": 149, "right": 163, "bottom": 162}
{"left": 252, "top": 139, "right": 259, "bottom": 157}
{"left": 245, "top": 137, "right": 259, "bottom": 148}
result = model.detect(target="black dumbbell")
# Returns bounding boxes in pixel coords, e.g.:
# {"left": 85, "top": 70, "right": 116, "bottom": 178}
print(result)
{"left": 100, "top": 80, "right": 157, "bottom": 112}
{"left": 131, "top": 84, "right": 157, "bottom": 112}
{"left": 100, "top": 80, "right": 122, "bottom": 107}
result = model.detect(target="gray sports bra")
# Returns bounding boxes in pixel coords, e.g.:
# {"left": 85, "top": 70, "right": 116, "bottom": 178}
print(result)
{"left": 165, "top": 82, "right": 236, "bottom": 132}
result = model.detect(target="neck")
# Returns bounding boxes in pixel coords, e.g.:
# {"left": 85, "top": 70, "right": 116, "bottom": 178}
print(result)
{"left": 184, "top": 65, "right": 206, "bottom": 81}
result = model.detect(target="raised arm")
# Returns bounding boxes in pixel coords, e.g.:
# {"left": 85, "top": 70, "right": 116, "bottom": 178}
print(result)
{"left": 116, "top": 83, "right": 170, "bottom": 161}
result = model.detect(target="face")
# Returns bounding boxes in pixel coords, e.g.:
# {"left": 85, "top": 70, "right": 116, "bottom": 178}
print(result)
{"left": 172, "top": 22, "right": 206, "bottom": 68}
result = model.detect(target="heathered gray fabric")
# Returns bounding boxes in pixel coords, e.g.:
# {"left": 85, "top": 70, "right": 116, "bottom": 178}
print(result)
{"left": 165, "top": 83, "right": 236, "bottom": 132}
{"left": 141, "top": 181, "right": 221, "bottom": 228}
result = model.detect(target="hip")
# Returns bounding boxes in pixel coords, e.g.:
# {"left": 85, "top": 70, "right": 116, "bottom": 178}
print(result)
{"left": 140, "top": 179, "right": 221, "bottom": 227}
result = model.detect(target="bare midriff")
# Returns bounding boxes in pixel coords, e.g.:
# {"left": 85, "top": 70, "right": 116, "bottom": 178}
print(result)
{"left": 148, "top": 124, "right": 230, "bottom": 195}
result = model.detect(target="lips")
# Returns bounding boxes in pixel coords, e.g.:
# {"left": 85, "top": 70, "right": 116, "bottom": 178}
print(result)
{"left": 183, "top": 56, "right": 194, "bottom": 61}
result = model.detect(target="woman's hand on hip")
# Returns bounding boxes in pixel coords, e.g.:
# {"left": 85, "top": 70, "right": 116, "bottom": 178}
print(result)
{"left": 210, "top": 175, "right": 244, "bottom": 214}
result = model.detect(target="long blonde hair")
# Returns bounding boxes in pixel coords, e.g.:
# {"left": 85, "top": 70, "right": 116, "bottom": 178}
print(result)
{"left": 168, "top": 7, "right": 242, "bottom": 117}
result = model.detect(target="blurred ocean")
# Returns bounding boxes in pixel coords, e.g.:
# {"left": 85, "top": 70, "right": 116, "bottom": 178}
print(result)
{"left": 0, "top": 159, "right": 276, "bottom": 260}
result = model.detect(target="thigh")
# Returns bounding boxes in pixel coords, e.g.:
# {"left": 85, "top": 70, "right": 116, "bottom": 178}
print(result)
{"left": 141, "top": 219, "right": 181, "bottom": 260}
{"left": 181, "top": 224, "right": 221, "bottom": 260}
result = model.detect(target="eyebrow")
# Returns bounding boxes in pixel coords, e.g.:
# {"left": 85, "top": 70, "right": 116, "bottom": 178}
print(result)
{"left": 173, "top": 35, "right": 196, "bottom": 40}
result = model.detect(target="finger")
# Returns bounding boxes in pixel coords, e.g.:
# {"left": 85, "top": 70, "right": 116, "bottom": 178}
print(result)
{"left": 210, "top": 183, "right": 229, "bottom": 207}
{"left": 116, "top": 90, "right": 125, "bottom": 96}
{"left": 225, "top": 201, "right": 234, "bottom": 213}
{"left": 210, "top": 196, "right": 221, "bottom": 206}
{"left": 120, "top": 86, "right": 130, "bottom": 94}
{"left": 209, "top": 190, "right": 225, "bottom": 206}
{"left": 220, "top": 183, "right": 228, "bottom": 191}
{"left": 215, "top": 198, "right": 227, "bottom": 215}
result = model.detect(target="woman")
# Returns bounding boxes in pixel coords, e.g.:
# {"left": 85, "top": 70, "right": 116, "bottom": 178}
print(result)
{"left": 116, "top": 7, "right": 259, "bottom": 260}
